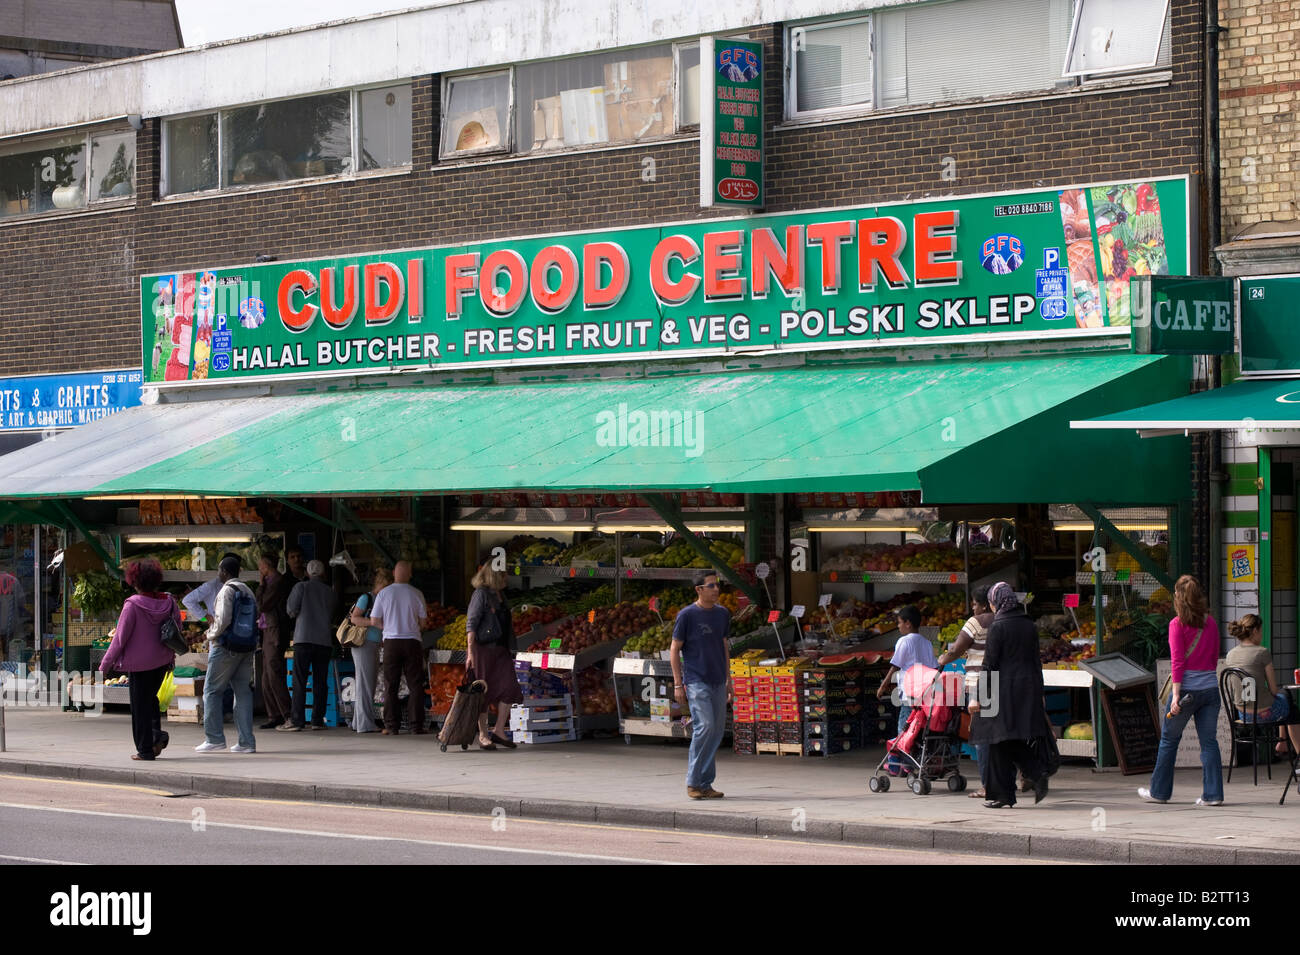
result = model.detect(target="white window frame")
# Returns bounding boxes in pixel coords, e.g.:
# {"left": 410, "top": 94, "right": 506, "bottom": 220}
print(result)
{"left": 785, "top": 15, "right": 874, "bottom": 122}
{"left": 355, "top": 81, "right": 416, "bottom": 172}
{"left": 161, "top": 82, "right": 414, "bottom": 199}
{"left": 439, "top": 69, "right": 515, "bottom": 160}
{"left": 675, "top": 42, "right": 700, "bottom": 132}
{"left": 0, "top": 125, "right": 135, "bottom": 219}
{"left": 160, "top": 109, "right": 221, "bottom": 198}
{"left": 1062, "top": 0, "right": 1170, "bottom": 77}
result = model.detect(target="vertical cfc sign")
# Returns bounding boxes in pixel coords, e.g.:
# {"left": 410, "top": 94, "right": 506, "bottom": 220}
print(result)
{"left": 699, "top": 37, "right": 764, "bottom": 208}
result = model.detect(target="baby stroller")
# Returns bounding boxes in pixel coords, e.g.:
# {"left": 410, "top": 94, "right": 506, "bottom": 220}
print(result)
{"left": 869, "top": 666, "right": 967, "bottom": 795}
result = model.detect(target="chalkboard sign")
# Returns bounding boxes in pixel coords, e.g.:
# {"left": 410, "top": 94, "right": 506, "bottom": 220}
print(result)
{"left": 1100, "top": 685, "right": 1161, "bottom": 775}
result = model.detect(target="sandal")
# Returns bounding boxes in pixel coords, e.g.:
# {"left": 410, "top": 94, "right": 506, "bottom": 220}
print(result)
{"left": 489, "top": 733, "right": 517, "bottom": 749}
{"left": 478, "top": 737, "right": 497, "bottom": 751}
{"left": 983, "top": 800, "right": 1013, "bottom": 808}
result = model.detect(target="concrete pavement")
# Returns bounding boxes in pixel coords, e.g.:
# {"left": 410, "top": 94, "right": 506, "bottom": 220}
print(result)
{"left": 1, "top": 707, "right": 1297, "bottom": 864}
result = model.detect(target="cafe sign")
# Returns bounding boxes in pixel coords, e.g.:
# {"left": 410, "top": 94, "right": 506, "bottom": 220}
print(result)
{"left": 141, "top": 176, "right": 1190, "bottom": 386}
{"left": 1130, "top": 276, "right": 1235, "bottom": 355}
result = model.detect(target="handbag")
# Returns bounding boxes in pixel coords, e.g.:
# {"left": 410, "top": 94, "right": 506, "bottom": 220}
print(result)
{"left": 336, "top": 603, "right": 370, "bottom": 648}
{"left": 159, "top": 599, "right": 188, "bottom": 655}
{"left": 1158, "top": 624, "right": 1205, "bottom": 710}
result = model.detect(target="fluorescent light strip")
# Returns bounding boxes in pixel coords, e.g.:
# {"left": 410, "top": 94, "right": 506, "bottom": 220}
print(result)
{"left": 594, "top": 524, "right": 746, "bottom": 533}
{"left": 805, "top": 525, "right": 923, "bottom": 533}
{"left": 1053, "top": 523, "right": 1168, "bottom": 532}
{"left": 450, "top": 523, "right": 595, "bottom": 532}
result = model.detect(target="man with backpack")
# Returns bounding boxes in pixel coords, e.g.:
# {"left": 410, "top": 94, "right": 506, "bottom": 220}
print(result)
{"left": 196, "top": 555, "right": 259, "bottom": 754}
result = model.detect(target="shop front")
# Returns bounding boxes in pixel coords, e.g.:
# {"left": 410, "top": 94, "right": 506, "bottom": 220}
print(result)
{"left": 0, "top": 176, "right": 1200, "bottom": 762}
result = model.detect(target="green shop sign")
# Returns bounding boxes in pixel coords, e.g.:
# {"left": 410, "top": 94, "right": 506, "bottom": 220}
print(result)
{"left": 1130, "top": 276, "right": 1235, "bottom": 355}
{"left": 1240, "top": 276, "right": 1300, "bottom": 374}
{"left": 141, "top": 176, "right": 1189, "bottom": 386}
{"left": 699, "top": 37, "right": 764, "bottom": 208}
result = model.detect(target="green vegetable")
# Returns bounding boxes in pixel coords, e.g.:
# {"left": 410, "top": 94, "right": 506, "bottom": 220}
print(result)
{"left": 73, "top": 571, "right": 130, "bottom": 618}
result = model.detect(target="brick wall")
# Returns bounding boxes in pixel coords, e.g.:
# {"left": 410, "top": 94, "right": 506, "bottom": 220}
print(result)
{"left": 0, "top": 2, "right": 1208, "bottom": 377}
{"left": 1218, "top": 0, "right": 1300, "bottom": 237}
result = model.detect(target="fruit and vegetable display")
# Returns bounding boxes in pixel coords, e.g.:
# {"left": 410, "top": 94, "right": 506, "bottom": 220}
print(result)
{"left": 437, "top": 615, "right": 468, "bottom": 650}
{"left": 935, "top": 621, "right": 963, "bottom": 654}
{"left": 643, "top": 537, "right": 744, "bottom": 568}
{"left": 1064, "top": 721, "right": 1094, "bottom": 741}
{"left": 512, "top": 604, "right": 567, "bottom": 633}
{"left": 624, "top": 620, "right": 673, "bottom": 654}
{"left": 423, "top": 602, "right": 460, "bottom": 628}
{"left": 547, "top": 538, "right": 618, "bottom": 565}
{"left": 527, "top": 600, "right": 657, "bottom": 653}
{"left": 429, "top": 663, "right": 466, "bottom": 715}
{"left": 575, "top": 666, "right": 617, "bottom": 715}
{"left": 821, "top": 542, "right": 1008, "bottom": 574}
{"left": 72, "top": 572, "right": 129, "bottom": 618}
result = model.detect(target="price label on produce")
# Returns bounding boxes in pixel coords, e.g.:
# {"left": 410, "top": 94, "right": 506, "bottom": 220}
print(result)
{"left": 949, "top": 574, "right": 959, "bottom": 584}
{"left": 790, "top": 605, "right": 805, "bottom": 619}
{"left": 818, "top": 593, "right": 833, "bottom": 607}
{"left": 569, "top": 568, "right": 577, "bottom": 578}
{"left": 648, "top": 597, "right": 660, "bottom": 612}
{"left": 862, "top": 573, "right": 871, "bottom": 583}
{"left": 587, "top": 610, "right": 597, "bottom": 623}
{"left": 755, "top": 562, "right": 771, "bottom": 580}
{"left": 549, "top": 638, "right": 562, "bottom": 650}
{"left": 829, "top": 571, "right": 839, "bottom": 583}
{"left": 1115, "top": 569, "right": 1131, "bottom": 582}
{"left": 1063, "top": 594, "right": 1080, "bottom": 608}
{"left": 737, "top": 594, "right": 750, "bottom": 609}
{"left": 767, "top": 610, "right": 781, "bottom": 623}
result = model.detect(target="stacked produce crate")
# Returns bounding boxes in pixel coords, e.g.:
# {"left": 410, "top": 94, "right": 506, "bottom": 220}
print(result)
{"left": 858, "top": 660, "right": 901, "bottom": 745}
{"left": 732, "top": 654, "right": 813, "bottom": 755}
{"left": 167, "top": 673, "right": 204, "bottom": 724}
{"left": 510, "top": 661, "right": 576, "bottom": 743}
{"left": 730, "top": 650, "right": 763, "bottom": 755}
{"left": 800, "top": 666, "right": 870, "bottom": 756}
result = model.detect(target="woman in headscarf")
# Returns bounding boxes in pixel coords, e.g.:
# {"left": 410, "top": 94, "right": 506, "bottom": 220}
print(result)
{"left": 968, "top": 581, "right": 1053, "bottom": 808}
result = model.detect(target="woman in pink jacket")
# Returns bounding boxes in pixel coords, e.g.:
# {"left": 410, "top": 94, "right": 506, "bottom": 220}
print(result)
{"left": 100, "top": 559, "right": 180, "bottom": 761}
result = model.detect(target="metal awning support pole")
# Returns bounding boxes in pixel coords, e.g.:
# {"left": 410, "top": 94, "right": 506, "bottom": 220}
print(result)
{"left": 270, "top": 496, "right": 349, "bottom": 532}
{"left": 335, "top": 500, "right": 398, "bottom": 566}
{"left": 1075, "top": 502, "right": 1176, "bottom": 592}
{"left": 642, "top": 493, "right": 763, "bottom": 605}
{"left": 51, "top": 502, "right": 120, "bottom": 579}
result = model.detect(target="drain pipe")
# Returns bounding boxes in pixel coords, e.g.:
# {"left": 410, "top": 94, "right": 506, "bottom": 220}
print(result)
{"left": 1205, "top": 0, "right": 1224, "bottom": 620}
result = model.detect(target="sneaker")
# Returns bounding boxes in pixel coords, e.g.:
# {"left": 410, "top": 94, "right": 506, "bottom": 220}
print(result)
{"left": 700, "top": 788, "right": 725, "bottom": 799}
{"left": 230, "top": 744, "right": 256, "bottom": 754}
{"left": 276, "top": 723, "right": 303, "bottom": 732}
{"left": 1196, "top": 797, "right": 1223, "bottom": 806}
{"left": 687, "top": 786, "right": 707, "bottom": 799}
{"left": 194, "top": 741, "right": 226, "bottom": 753}
{"left": 1137, "top": 787, "right": 1168, "bottom": 804}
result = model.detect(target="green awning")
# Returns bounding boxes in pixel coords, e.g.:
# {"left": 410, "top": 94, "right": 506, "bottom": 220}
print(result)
{"left": 1072, "top": 376, "right": 1300, "bottom": 435}
{"left": 0, "top": 353, "right": 1191, "bottom": 504}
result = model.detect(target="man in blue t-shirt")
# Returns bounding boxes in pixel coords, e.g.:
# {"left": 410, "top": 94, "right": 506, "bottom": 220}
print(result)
{"left": 670, "top": 570, "right": 732, "bottom": 800}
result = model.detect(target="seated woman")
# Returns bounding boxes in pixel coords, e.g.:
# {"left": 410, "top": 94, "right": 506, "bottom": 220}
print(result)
{"left": 1225, "top": 614, "right": 1300, "bottom": 757}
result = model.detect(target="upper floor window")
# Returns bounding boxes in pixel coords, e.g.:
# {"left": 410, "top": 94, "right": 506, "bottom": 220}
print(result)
{"left": 0, "top": 126, "right": 134, "bottom": 219}
{"left": 1064, "top": 0, "right": 1171, "bottom": 76}
{"left": 441, "top": 42, "right": 692, "bottom": 160}
{"left": 786, "top": 0, "right": 1170, "bottom": 121}
{"left": 161, "top": 83, "right": 412, "bottom": 198}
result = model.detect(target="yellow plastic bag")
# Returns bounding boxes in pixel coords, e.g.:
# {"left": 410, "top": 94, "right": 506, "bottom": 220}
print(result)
{"left": 157, "top": 671, "right": 175, "bottom": 713}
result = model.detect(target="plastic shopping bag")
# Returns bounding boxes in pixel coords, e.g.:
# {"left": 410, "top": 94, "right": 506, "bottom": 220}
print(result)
{"left": 157, "top": 671, "right": 176, "bottom": 713}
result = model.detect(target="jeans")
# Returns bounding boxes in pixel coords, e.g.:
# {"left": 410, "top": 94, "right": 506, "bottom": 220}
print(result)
{"left": 350, "top": 641, "right": 379, "bottom": 733}
{"left": 1149, "top": 685, "right": 1223, "bottom": 802}
{"left": 897, "top": 704, "right": 913, "bottom": 735}
{"left": 975, "top": 742, "right": 989, "bottom": 787}
{"left": 684, "top": 683, "right": 728, "bottom": 790}
{"left": 203, "top": 644, "right": 255, "bottom": 748}
{"left": 291, "top": 643, "right": 332, "bottom": 727}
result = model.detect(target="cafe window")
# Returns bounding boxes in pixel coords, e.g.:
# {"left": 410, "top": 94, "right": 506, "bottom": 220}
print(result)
{"left": 0, "top": 127, "right": 134, "bottom": 220}
{"left": 787, "top": 0, "right": 1170, "bottom": 121}
{"left": 441, "top": 41, "right": 695, "bottom": 160}
{"left": 161, "top": 82, "right": 413, "bottom": 197}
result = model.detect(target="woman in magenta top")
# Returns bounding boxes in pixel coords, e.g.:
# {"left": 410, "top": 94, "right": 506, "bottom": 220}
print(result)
{"left": 1139, "top": 575, "right": 1223, "bottom": 806}
{"left": 100, "top": 559, "right": 180, "bottom": 761}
